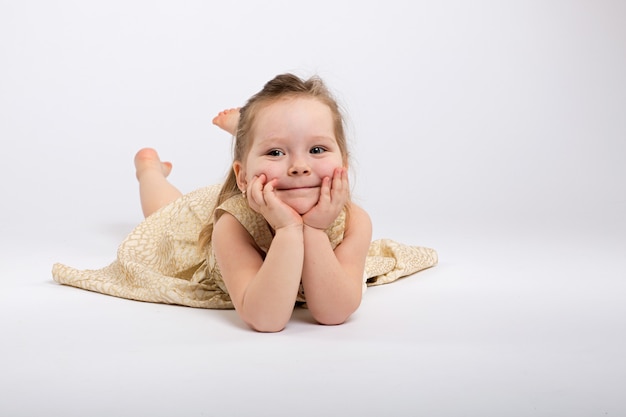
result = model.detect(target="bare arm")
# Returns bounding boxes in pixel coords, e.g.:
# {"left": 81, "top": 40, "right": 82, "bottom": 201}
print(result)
{"left": 213, "top": 174, "right": 305, "bottom": 333}
{"left": 301, "top": 204, "right": 372, "bottom": 325}
{"left": 299, "top": 168, "right": 371, "bottom": 324}
{"left": 213, "top": 214, "right": 304, "bottom": 332}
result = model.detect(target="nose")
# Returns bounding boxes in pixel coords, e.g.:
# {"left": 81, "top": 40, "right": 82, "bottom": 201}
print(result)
{"left": 288, "top": 157, "right": 311, "bottom": 176}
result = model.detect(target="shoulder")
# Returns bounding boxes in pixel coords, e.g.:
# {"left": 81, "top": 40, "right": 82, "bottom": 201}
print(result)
{"left": 213, "top": 212, "right": 258, "bottom": 251}
{"left": 343, "top": 202, "right": 372, "bottom": 242}
{"left": 332, "top": 203, "right": 372, "bottom": 268}
{"left": 347, "top": 203, "right": 371, "bottom": 228}
{"left": 214, "top": 194, "right": 275, "bottom": 253}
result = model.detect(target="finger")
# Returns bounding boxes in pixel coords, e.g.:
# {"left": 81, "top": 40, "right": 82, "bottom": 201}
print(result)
{"left": 340, "top": 168, "right": 350, "bottom": 196}
{"left": 263, "top": 179, "right": 282, "bottom": 207}
{"left": 331, "top": 169, "right": 350, "bottom": 208}
{"left": 342, "top": 168, "right": 351, "bottom": 202}
{"left": 329, "top": 168, "right": 345, "bottom": 200}
{"left": 249, "top": 175, "right": 266, "bottom": 208}
{"left": 332, "top": 168, "right": 343, "bottom": 190}
{"left": 263, "top": 178, "right": 275, "bottom": 195}
{"left": 320, "top": 176, "right": 332, "bottom": 203}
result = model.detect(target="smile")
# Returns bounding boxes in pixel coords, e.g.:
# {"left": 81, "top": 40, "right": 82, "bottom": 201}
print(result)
{"left": 276, "top": 186, "right": 319, "bottom": 191}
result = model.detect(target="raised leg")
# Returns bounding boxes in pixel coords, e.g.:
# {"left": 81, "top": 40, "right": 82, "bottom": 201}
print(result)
{"left": 212, "top": 108, "right": 240, "bottom": 135}
{"left": 134, "top": 148, "right": 182, "bottom": 218}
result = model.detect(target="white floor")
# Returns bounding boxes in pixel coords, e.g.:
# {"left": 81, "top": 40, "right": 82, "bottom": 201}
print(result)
{"left": 1, "top": 1, "right": 625, "bottom": 416}
{"left": 2, "top": 210, "right": 625, "bottom": 416}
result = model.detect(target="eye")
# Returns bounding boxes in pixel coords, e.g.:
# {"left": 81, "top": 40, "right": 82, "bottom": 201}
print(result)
{"left": 267, "top": 149, "right": 285, "bottom": 157}
{"left": 310, "top": 146, "right": 326, "bottom": 154}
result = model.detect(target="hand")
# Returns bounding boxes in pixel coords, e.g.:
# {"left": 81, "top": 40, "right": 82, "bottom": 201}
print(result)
{"left": 302, "top": 167, "right": 349, "bottom": 230}
{"left": 246, "top": 174, "right": 303, "bottom": 230}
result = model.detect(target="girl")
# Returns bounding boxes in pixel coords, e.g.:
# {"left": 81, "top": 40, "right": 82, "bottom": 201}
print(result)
{"left": 53, "top": 74, "right": 437, "bottom": 332}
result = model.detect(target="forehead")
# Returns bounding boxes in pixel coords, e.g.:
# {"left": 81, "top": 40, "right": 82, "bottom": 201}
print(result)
{"left": 252, "top": 96, "right": 335, "bottom": 138}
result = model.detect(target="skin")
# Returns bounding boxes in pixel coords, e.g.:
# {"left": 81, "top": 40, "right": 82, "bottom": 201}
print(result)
{"left": 135, "top": 98, "right": 372, "bottom": 332}
{"left": 211, "top": 107, "right": 240, "bottom": 135}
{"left": 134, "top": 148, "right": 180, "bottom": 218}
{"left": 213, "top": 97, "right": 372, "bottom": 332}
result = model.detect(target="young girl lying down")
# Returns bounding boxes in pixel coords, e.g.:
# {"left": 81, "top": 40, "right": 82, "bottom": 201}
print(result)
{"left": 53, "top": 73, "right": 437, "bottom": 332}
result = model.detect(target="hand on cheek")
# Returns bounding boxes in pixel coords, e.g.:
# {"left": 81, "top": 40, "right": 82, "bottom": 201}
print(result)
{"left": 302, "top": 167, "right": 349, "bottom": 230}
{"left": 246, "top": 174, "right": 303, "bottom": 230}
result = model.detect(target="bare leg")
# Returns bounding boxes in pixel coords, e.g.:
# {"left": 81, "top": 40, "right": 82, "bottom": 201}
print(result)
{"left": 212, "top": 108, "right": 240, "bottom": 135}
{"left": 134, "top": 148, "right": 182, "bottom": 218}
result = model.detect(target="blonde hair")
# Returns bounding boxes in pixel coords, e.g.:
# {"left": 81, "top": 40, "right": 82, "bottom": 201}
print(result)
{"left": 198, "top": 73, "right": 349, "bottom": 249}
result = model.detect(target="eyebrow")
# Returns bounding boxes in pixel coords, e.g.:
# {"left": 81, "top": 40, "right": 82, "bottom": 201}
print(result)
{"left": 254, "top": 135, "right": 337, "bottom": 148}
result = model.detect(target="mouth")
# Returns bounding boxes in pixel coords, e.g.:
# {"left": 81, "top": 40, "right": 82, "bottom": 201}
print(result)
{"left": 276, "top": 186, "right": 319, "bottom": 192}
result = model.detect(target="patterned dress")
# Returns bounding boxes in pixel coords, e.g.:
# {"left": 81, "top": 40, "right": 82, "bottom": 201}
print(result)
{"left": 52, "top": 184, "right": 438, "bottom": 308}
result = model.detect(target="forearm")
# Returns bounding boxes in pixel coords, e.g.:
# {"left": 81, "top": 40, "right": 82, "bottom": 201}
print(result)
{"left": 240, "top": 225, "right": 304, "bottom": 332}
{"left": 301, "top": 225, "right": 363, "bottom": 325}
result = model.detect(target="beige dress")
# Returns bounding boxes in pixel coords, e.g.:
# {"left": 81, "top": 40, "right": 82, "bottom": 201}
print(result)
{"left": 52, "top": 185, "right": 438, "bottom": 309}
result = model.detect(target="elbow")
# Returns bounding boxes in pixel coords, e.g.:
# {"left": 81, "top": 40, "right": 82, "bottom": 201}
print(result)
{"left": 238, "top": 298, "right": 293, "bottom": 333}
{"left": 311, "top": 310, "right": 353, "bottom": 326}
{"left": 313, "top": 314, "right": 350, "bottom": 326}
{"left": 244, "top": 314, "right": 290, "bottom": 333}
{"left": 310, "top": 297, "right": 362, "bottom": 326}
{"left": 249, "top": 322, "right": 287, "bottom": 333}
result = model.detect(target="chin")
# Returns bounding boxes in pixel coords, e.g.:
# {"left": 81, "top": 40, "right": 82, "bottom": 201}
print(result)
{"left": 277, "top": 188, "right": 320, "bottom": 214}
{"left": 288, "top": 199, "right": 317, "bottom": 215}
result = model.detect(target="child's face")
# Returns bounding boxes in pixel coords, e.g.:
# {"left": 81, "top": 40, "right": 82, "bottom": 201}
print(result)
{"left": 237, "top": 96, "right": 345, "bottom": 214}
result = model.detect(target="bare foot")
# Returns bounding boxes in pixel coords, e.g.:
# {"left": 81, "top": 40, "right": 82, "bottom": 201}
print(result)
{"left": 212, "top": 108, "right": 240, "bottom": 135}
{"left": 134, "top": 148, "right": 173, "bottom": 181}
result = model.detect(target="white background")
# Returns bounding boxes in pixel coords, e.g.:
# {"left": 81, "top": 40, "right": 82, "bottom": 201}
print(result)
{"left": 1, "top": 1, "right": 625, "bottom": 416}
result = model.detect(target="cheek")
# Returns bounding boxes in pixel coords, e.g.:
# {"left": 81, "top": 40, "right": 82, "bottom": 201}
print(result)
{"left": 247, "top": 162, "right": 280, "bottom": 180}
{"left": 318, "top": 158, "right": 344, "bottom": 177}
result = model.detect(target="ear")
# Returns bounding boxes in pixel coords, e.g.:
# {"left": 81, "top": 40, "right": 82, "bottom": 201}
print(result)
{"left": 233, "top": 161, "right": 247, "bottom": 192}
